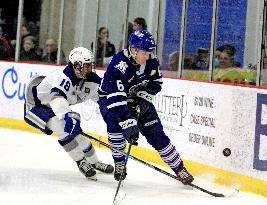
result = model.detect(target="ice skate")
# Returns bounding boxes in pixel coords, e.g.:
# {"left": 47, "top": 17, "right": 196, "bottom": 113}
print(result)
{"left": 77, "top": 158, "right": 97, "bottom": 180}
{"left": 114, "top": 161, "right": 127, "bottom": 181}
{"left": 176, "top": 167, "right": 194, "bottom": 185}
{"left": 92, "top": 161, "right": 114, "bottom": 173}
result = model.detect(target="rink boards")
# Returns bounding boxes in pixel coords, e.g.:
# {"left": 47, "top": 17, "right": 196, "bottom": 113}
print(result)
{"left": 0, "top": 61, "right": 266, "bottom": 197}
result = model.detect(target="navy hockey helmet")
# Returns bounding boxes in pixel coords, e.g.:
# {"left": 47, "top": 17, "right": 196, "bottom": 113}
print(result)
{"left": 128, "top": 30, "right": 156, "bottom": 52}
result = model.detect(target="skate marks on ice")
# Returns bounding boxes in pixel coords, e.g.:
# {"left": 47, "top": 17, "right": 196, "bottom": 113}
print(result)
{"left": 0, "top": 128, "right": 267, "bottom": 205}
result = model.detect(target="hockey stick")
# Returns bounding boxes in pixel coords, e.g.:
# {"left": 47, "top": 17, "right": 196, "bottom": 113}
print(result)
{"left": 113, "top": 143, "right": 132, "bottom": 203}
{"left": 82, "top": 132, "right": 229, "bottom": 197}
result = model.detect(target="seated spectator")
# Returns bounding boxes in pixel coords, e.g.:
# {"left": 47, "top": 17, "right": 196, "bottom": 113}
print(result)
{"left": 42, "top": 38, "right": 66, "bottom": 64}
{"left": 11, "top": 23, "right": 33, "bottom": 52}
{"left": 20, "top": 36, "right": 41, "bottom": 62}
{"left": 168, "top": 51, "right": 195, "bottom": 70}
{"left": 192, "top": 48, "right": 209, "bottom": 70}
{"left": 168, "top": 51, "right": 179, "bottom": 71}
{"left": 128, "top": 22, "right": 134, "bottom": 37}
{"left": 91, "top": 27, "right": 115, "bottom": 67}
{"left": 215, "top": 44, "right": 241, "bottom": 69}
{"left": 21, "top": 23, "right": 32, "bottom": 43}
{"left": 0, "top": 26, "right": 12, "bottom": 60}
{"left": 133, "top": 17, "right": 147, "bottom": 31}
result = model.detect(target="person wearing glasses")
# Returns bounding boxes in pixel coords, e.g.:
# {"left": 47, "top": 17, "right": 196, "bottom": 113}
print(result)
{"left": 42, "top": 38, "right": 66, "bottom": 64}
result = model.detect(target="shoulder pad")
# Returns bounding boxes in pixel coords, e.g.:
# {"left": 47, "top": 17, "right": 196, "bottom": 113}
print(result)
{"left": 108, "top": 51, "right": 130, "bottom": 75}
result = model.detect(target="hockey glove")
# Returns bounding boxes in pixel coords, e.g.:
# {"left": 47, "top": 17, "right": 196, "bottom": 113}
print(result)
{"left": 130, "top": 90, "right": 154, "bottom": 115}
{"left": 119, "top": 119, "right": 139, "bottom": 145}
{"left": 136, "top": 90, "right": 153, "bottom": 103}
{"left": 64, "top": 112, "right": 82, "bottom": 136}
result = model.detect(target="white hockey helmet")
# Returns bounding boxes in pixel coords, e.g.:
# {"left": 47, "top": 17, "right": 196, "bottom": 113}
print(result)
{"left": 69, "top": 47, "right": 95, "bottom": 78}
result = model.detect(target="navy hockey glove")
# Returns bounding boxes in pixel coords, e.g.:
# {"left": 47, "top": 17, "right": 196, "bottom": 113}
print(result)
{"left": 119, "top": 119, "right": 139, "bottom": 145}
{"left": 64, "top": 112, "right": 82, "bottom": 136}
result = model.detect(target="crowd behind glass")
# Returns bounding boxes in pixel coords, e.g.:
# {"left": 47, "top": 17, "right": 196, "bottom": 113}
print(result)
{"left": 0, "top": 0, "right": 266, "bottom": 86}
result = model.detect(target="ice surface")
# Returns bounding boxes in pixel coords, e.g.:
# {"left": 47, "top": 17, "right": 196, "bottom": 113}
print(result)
{"left": 0, "top": 128, "right": 266, "bottom": 205}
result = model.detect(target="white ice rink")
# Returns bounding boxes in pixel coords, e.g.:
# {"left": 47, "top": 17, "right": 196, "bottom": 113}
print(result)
{"left": 0, "top": 128, "right": 266, "bottom": 205}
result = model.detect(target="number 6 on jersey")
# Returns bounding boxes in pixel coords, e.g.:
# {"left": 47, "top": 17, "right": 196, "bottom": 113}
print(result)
{"left": 117, "top": 80, "right": 124, "bottom": 91}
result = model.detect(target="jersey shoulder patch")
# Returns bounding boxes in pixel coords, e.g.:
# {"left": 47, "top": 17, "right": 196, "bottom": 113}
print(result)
{"left": 108, "top": 51, "right": 129, "bottom": 74}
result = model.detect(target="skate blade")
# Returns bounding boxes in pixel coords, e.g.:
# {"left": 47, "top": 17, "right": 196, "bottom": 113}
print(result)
{"left": 86, "top": 175, "right": 97, "bottom": 181}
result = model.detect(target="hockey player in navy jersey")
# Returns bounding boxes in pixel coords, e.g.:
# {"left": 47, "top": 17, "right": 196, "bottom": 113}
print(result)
{"left": 98, "top": 30, "right": 194, "bottom": 184}
{"left": 24, "top": 47, "right": 114, "bottom": 180}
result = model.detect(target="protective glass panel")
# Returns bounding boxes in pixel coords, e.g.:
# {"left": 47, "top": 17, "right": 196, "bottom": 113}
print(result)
{"left": 260, "top": 6, "right": 267, "bottom": 87}
{"left": 0, "top": 1, "right": 19, "bottom": 61}
{"left": 262, "top": 40, "right": 267, "bottom": 87}
{"left": 60, "top": 0, "right": 84, "bottom": 66}
{"left": 212, "top": 0, "right": 255, "bottom": 85}
{"left": 36, "top": 0, "right": 63, "bottom": 65}
{"left": 181, "top": 0, "right": 213, "bottom": 81}
{"left": 128, "top": 0, "right": 160, "bottom": 43}
{"left": 94, "top": 0, "right": 127, "bottom": 69}
{"left": 160, "top": 0, "right": 183, "bottom": 77}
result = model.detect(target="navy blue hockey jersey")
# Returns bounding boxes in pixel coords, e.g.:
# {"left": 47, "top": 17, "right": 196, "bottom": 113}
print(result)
{"left": 98, "top": 49, "right": 163, "bottom": 116}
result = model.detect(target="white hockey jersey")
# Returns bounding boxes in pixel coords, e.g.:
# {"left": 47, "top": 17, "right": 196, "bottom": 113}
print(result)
{"left": 34, "top": 66, "right": 101, "bottom": 119}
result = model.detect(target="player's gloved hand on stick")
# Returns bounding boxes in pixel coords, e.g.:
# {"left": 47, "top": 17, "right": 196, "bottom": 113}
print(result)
{"left": 136, "top": 90, "right": 153, "bottom": 103}
{"left": 132, "top": 90, "right": 154, "bottom": 115}
{"left": 64, "top": 112, "right": 82, "bottom": 136}
{"left": 119, "top": 119, "right": 139, "bottom": 145}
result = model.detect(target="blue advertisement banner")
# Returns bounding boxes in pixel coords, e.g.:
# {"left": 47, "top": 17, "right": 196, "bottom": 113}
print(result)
{"left": 162, "top": 0, "right": 247, "bottom": 69}
{"left": 254, "top": 93, "right": 267, "bottom": 171}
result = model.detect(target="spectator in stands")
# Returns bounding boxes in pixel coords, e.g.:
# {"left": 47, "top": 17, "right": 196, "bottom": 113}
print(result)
{"left": 192, "top": 48, "right": 209, "bottom": 70}
{"left": 128, "top": 22, "right": 134, "bottom": 38}
{"left": 215, "top": 44, "right": 241, "bottom": 69}
{"left": 20, "top": 36, "right": 41, "bottom": 62}
{"left": 91, "top": 27, "right": 115, "bottom": 67}
{"left": 42, "top": 38, "right": 66, "bottom": 64}
{"left": 21, "top": 23, "right": 32, "bottom": 43}
{"left": 133, "top": 17, "right": 147, "bottom": 31}
{"left": 168, "top": 51, "right": 195, "bottom": 71}
{"left": 168, "top": 51, "right": 179, "bottom": 71}
{"left": 11, "top": 23, "right": 36, "bottom": 54}
{"left": 0, "top": 26, "right": 12, "bottom": 60}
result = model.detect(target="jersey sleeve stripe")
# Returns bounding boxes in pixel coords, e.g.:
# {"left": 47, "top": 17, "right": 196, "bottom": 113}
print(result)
{"left": 107, "top": 92, "right": 127, "bottom": 98}
{"left": 106, "top": 95, "right": 127, "bottom": 107}
{"left": 50, "top": 87, "right": 67, "bottom": 100}
{"left": 153, "top": 78, "right": 163, "bottom": 83}
{"left": 107, "top": 101, "right": 127, "bottom": 109}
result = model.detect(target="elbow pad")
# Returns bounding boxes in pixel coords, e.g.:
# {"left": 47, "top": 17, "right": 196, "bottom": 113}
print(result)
{"left": 49, "top": 96, "right": 72, "bottom": 120}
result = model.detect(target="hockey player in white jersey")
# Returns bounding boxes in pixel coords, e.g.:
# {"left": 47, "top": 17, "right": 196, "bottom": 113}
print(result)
{"left": 24, "top": 47, "right": 114, "bottom": 179}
